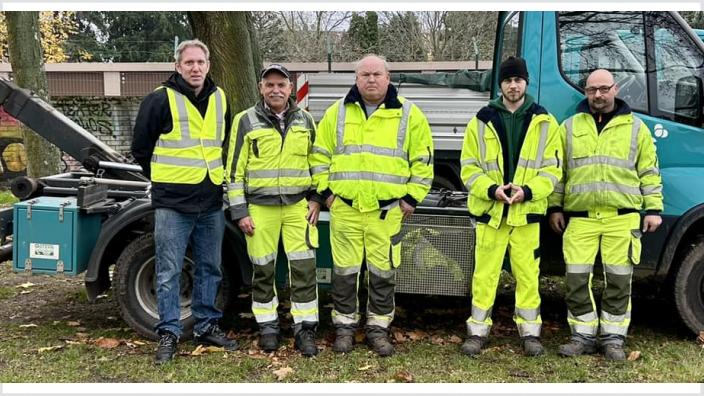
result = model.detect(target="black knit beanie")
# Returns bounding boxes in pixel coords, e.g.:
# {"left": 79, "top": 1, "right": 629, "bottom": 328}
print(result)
{"left": 498, "top": 56, "right": 529, "bottom": 83}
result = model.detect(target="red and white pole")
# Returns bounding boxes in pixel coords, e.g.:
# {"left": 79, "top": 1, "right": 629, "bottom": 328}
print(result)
{"left": 296, "top": 73, "right": 309, "bottom": 111}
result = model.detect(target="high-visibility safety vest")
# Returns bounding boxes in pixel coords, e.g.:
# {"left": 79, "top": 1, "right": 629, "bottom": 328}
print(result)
{"left": 225, "top": 105, "right": 316, "bottom": 211}
{"left": 310, "top": 97, "right": 434, "bottom": 213}
{"left": 150, "top": 86, "right": 226, "bottom": 185}
{"left": 548, "top": 112, "right": 663, "bottom": 212}
{"left": 460, "top": 113, "right": 562, "bottom": 229}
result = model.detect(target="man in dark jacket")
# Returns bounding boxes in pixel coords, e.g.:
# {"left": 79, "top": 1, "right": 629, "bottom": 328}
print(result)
{"left": 132, "top": 39, "right": 237, "bottom": 365}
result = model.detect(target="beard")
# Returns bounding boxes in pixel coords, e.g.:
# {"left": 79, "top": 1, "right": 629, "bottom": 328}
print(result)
{"left": 503, "top": 90, "right": 525, "bottom": 104}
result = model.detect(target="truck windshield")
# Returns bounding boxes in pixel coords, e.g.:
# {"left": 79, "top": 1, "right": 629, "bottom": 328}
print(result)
{"left": 558, "top": 12, "right": 648, "bottom": 112}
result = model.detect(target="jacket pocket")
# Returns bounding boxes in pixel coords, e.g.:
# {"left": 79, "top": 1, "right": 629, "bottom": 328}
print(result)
{"left": 629, "top": 229, "right": 642, "bottom": 265}
{"left": 285, "top": 127, "right": 311, "bottom": 156}
{"left": 571, "top": 129, "right": 595, "bottom": 158}
{"left": 249, "top": 130, "right": 280, "bottom": 158}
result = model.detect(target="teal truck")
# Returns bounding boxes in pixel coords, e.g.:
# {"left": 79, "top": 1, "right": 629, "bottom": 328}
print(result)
{"left": 3, "top": 11, "right": 704, "bottom": 340}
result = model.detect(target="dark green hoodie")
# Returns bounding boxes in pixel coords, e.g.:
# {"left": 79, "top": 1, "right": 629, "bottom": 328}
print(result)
{"left": 488, "top": 93, "right": 535, "bottom": 183}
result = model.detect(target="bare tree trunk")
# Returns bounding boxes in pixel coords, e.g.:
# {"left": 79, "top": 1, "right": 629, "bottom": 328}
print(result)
{"left": 5, "top": 11, "right": 61, "bottom": 178}
{"left": 188, "top": 11, "right": 259, "bottom": 114}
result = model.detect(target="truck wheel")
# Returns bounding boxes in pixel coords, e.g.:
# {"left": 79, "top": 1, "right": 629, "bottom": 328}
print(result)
{"left": 114, "top": 233, "right": 230, "bottom": 341}
{"left": 432, "top": 175, "right": 458, "bottom": 191}
{"left": 674, "top": 236, "right": 704, "bottom": 335}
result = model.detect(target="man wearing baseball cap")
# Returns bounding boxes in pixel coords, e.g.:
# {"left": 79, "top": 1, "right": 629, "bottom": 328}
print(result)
{"left": 225, "top": 63, "right": 322, "bottom": 356}
{"left": 459, "top": 56, "right": 562, "bottom": 357}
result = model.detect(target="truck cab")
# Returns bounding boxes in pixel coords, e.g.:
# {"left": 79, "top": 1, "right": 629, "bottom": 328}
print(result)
{"left": 496, "top": 11, "right": 704, "bottom": 333}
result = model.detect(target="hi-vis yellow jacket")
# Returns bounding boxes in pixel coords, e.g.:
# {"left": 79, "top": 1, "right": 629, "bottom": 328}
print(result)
{"left": 310, "top": 85, "right": 434, "bottom": 213}
{"left": 461, "top": 104, "right": 562, "bottom": 229}
{"left": 548, "top": 99, "right": 663, "bottom": 213}
{"left": 150, "top": 86, "right": 226, "bottom": 185}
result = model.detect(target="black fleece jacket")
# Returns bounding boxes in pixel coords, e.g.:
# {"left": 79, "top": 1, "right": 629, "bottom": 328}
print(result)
{"left": 131, "top": 72, "right": 232, "bottom": 213}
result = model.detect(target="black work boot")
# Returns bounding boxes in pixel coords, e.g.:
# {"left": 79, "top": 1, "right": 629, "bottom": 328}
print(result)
{"left": 521, "top": 336, "right": 545, "bottom": 357}
{"left": 194, "top": 324, "right": 239, "bottom": 351}
{"left": 155, "top": 331, "right": 178, "bottom": 365}
{"left": 460, "top": 336, "right": 488, "bottom": 357}
{"left": 558, "top": 338, "right": 597, "bottom": 357}
{"left": 259, "top": 333, "right": 280, "bottom": 352}
{"left": 602, "top": 343, "right": 626, "bottom": 361}
{"left": 333, "top": 333, "right": 354, "bottom": 353}
{"left": 294, "top": 324, "right": 319, "bottom": 357}
{"left": 366, "top": 328, "right": 394, "bottom": 357}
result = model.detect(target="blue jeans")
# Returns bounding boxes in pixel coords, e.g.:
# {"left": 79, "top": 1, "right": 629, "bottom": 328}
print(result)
{"left": 154, "top": 207, "right": 225, "bottom": 338}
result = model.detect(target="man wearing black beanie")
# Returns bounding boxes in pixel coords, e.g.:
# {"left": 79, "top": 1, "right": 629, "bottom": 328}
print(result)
{"left": 459, "top": 56, "right": 562, "bottom": 357}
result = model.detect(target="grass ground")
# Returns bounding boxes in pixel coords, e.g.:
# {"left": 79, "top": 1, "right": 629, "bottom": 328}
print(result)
{"left": 0, "top": 262, "right": 702, "bottom": 383}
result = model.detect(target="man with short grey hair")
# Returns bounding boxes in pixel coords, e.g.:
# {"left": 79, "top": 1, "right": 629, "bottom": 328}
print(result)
{"left": 132, "top": 39, "right": 237, "bottom": 364}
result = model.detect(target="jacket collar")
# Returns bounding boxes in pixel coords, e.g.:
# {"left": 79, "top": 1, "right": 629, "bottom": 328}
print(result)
{"left": 575, "top": 97, "right": 632, "bottom": 117}
{"left": 163, "top": 72, "right": 217, "bottom": 104}
{"left": 343, "top": 83, "right": 403, "bottom": 110}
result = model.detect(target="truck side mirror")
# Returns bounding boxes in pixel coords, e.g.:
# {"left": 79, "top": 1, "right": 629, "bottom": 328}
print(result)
{"left": 675, "top": 75, "right": 703, "bottom": 125}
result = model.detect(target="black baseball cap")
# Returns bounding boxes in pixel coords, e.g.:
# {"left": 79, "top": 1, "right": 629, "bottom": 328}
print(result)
{"left": 260, "top": 64, "right": 290, "bottom": 79}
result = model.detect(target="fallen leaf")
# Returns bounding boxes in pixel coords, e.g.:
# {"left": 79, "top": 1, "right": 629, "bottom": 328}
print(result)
{"left": 66, "top": 321, "right": 81, "bottom": 327}
{"left": 75, "top": 332, "right": 89, "bottom": 339}
{"left": 38, "top": 345, "right": 64, "bottom": 353}
{"left": 17, "top": 282, "right": 34, "bottom": 289}
{"left": 627, "top": 351, "right": 641, "bottom": 361}
{"left": 430, "top": 336, "right": 444, "bottom": 345}
{"left": 697, "top": 331, "right": 704, "bottom": 344}
{"left": 448, "top": 335, "right": 463, "bottom": 344}
{"left": 357, "top": 364, "right": 373, "bottom": 371}
{"left": 94, "top": 337, "right": 121, "bottom": 349}
{"left": 237, "top": 293, "right": 249, "bottom": 299}
{"left": 393, "top": 330, "right": 406, "bottom": 342}
{"left": 238, "top": 312, "right": 254, "bottom": 319}
{"left": 191, "top": 345, "right": 207, "bottom": 356}
{"left": 273, "top": 366, "right": 294, "bottom": 381}
{"left": 52, "top": 321, "right": 60, "bottom": 325}
{"left": 226, "top": 330, "right": 238, "bottom": 339}
{"left": 393, "top": 370, "right": 414, "bottom": 383}
{"left": 354, "top": 331, "right": 365, "bottom": 343}
{"left": 131, "top": 340, "right": 146, "bottom": 346}
{"left": 64, "top": 340, "right": 82, "bottom": 345}
{"left": 20, "top": 290, "right": 33, "bottom": 295}
{"left": 190, "top": 345, "right": 225, "bottom": 356}
{"left": 407, "top": 330, "right": 427, "bottom": 341}
{"left": 106, "top": 316, "right": 117, "bottom": 321}
{"left": 19, "top": 324, "right": 38, "bottom": 328}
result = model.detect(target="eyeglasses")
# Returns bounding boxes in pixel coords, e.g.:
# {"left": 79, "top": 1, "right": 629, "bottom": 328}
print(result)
{"left": 584, "top": 84, "right": 615, "bottom": 95}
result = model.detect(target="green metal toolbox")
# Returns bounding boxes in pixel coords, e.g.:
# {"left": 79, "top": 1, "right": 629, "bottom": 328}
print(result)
{"left": 12, "top": 196, "right": 102, "bottom": 275}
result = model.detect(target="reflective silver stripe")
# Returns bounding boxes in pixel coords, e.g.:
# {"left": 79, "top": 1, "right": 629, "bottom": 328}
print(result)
{"left": 600, "top": 322, "right": 628, "bottom": 336}
{"left": 538, "top": 171, "right": 559, "bottom": 188}
{"left": 253, "top": 296, "right": 279, "bottom": 310}
{"left": 541, "top": 158, "right": 558, "bottom": 167}
{"left": 465, "top": 172, "right": 483, "bottom": 190}
{"left": 533, "top": 121, "right": 549, "bottom": 168}
{"left": 335, "top": 99, "right": 347, "bottom": 153}
{"left": 152, "top": 155, "right": 206, "bottom": 167}
{"left": 484, "top": 160, "right": 500, "bottom": 172}
{"left": 641, "top": 185, "right": 663, "bottom": 195}
{"left": 408, "top": 176, "right": 433, "bottom": 186}
{"left": 601, "top": 310, "right": 631, "bottom": 323}
{"left": 310, "top": 165, "right": 329, "bottom": 175}
{"left": 329, "top": 171, "right": 408, "bottom": 185}
{"left": 246, "top": 107, "right": 267, "bottom": 131}
{"left": 228, "top": 182, "right": 245, "bottom": 190}
{"left": 249, "top": 252, "right": 276, "bottom": 266}
{"left": 565, "top": 117, "right": 574, "bottom": 162}
{"left": 291, "top": 300, "right": 318, "bottom": 312}
{"left": 568, "top": 155, "right": 635, "bottom": 170}
{"left": 157, "top": 138, "right": 203, "bottom": 148}
{"left": 396, "top": 100, "right": 412, "bottom": 150}
{"left": 553, "top": 182, "right": 564, "bottom": 193}
{"left": 568, "top": 310, "right": 598, "bottom": 323}
{"left": 247, "top": 169, "right": 310, "bottom": 179}
{"left": 229, "top": 196, "right": 246, "bottom": 206}
{"left": 604, "top": 264, "right": 633, "bottom": 275}
{"left": 628, "top": 117, "right": 641, "bottom": 164}
{"left": 247, "top": 186, "right": 309, "bottom": 195}
{"left": 566, "top": 263, "right": 593, "bottom": 274}
{"left": 340, "top": 144, "right": 407, "bottom": 160}
{"left": 570, "top": 323, "right": 598, "bottom": 335}
{"left": 471, "top": 304, "right": 492, "bottom": 322}
{"left": 312, "top": 146, "right": 331, "bottom": 157}
{"left": 477, "top": 120, "right": 487, "bottom": 164}
{"left": 207, "top": 158, "right": 222, "bottom": 170}
{"left": 334, "top": 265, "right": 361, "bottom": 276}
{"left": 367, "top": 312, "right": 393, "bottom": 328}
{"left": 518, "top": 157, "right": 558, "bottom": 170}
{"left": 367, "top": 264, "right": 396, "bottom": 279}
{"left": 515, "top": 307, "right": 540, "bottom": 321}
{"left": 638, "top": 167, "right": 660, "bottom": 178}
{"left": 570, "top": 182, "right": 641, "bottom": 195}
{"left": 467, "top": 321, "right": 490, "bottom": 337}
{"left": 461, "top": 158, "right": 479, "bottom": 167}
{"left": 291, "top": 300, "right": 319, "bottom": 323}
{"left": 287, "top": 250, "right": 315, "bottom": 261}
{"left": 214, "top": 88, "right": 224, "bottom": 143}
{"left": 332, "top": 310, "right": 358, "bottom": 325}
{"left": 173, "top": 90, "right": 191, "bottom": 138}
{"left": 252, "top": 296, "right": 279, "bottom": 323}
{"left": 517, "top": 322, "right": 541, "bottom": 338}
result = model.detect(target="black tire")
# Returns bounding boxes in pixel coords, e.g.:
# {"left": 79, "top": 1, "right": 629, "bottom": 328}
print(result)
{"left": 114, "top": 233, "right": 230, "bottom": 341}
{"left": 432, "top": 174, "right": 458, "bottom": 191}
{"left": 674, "top": 235, "right": 704, "bottom": 335}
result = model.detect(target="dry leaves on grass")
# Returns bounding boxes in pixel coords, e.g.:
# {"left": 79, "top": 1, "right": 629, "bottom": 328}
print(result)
{"left": 66, "top": 321, "right": 81, "bottom": 327}
{"left": 392, "top": 370, "right": 414, "bottom": 383}
{"left": 93, "top": 337, "right": 121, "bottom": 349}
{"left": 16, "top": 282, "right": 34, "bottom": 289}
{"left": 627, "top": 351, "right": 641, "bottom": 361}
{"left": 190, "top": 345, "right": 225, "bottom": 356}
{"left": 273, "top": 366, "right": 294, "bottom": 381}
{"left": 448, "top": 335, "right": 463, "bottom": 344}
{"left": 357, "top": 364, "right": 373, "bottom": 371}
{"left": 37, "top": 345, "right": 64, "bottom": 353}
{"left": 697, "top": 331, "right": 704, "bottom": 345}
{"left": 18, "top": 324, "right": 38, "bottom": 328}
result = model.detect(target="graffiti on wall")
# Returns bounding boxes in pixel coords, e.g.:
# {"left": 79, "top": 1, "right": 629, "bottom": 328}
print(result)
{"left": 54, "top": 97, "right": 115, "bottom": 136}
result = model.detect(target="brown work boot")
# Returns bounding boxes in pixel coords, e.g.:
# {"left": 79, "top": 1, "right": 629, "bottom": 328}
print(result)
{"left": 332, "top": 334, "right": 354, "bottom": 353}
{"left": 558, "top": 339, "right": 597, "bottom": 357}
{"left": 602, "top": 344, "right": 626, "bottom": 361}
{"left": 367, "top": 333, "right": 394, "bottom": 357}
{"left": 460, "top": 336, "right": 488, "bottom": 357}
